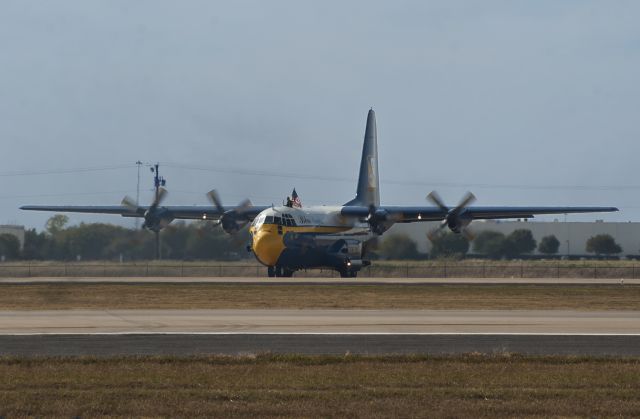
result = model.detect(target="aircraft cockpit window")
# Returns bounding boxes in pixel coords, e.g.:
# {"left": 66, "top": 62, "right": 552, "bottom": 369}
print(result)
{"left": 281, "top": 214, "right": 296, "bottom": 227}
{"left": 252, "top": 214, "right": 266, "bottom": 227}
{"left": 262, "top": 215, "right": 294, "bottom": 226}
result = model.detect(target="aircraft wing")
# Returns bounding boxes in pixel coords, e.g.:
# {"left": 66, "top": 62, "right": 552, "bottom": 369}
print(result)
{"left": 341, "top": 205, "right": 619, "bottom": 223}
{"left": 20, "top": 205, "right": 270, "bottom": 221}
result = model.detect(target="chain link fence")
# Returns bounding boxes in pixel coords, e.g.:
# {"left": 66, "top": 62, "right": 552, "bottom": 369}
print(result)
{"left": 0, "top": 262, "right": 638, "bottom": 279}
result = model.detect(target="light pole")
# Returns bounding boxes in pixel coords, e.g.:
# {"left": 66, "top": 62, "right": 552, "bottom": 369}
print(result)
{"left": 135, "top": 161, "right": 142, "bottom": 229}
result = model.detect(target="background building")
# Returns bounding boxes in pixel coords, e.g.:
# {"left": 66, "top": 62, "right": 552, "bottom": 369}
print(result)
{"left": 390, "top": 220, "right": 640, "bottom": 257}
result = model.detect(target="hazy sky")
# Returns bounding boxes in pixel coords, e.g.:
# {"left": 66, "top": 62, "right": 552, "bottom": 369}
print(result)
{"left": 2, "top": 1, "right": 639, "bottom": 229}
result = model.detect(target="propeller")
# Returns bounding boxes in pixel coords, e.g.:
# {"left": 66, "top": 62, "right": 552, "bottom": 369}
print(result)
{"left": 122, "top": 187, "right": 170, "bottom": 232}
{"left": 207, "top": 189, "right": 253, "bottom": 235}
{"left": 121, "top": 187, "right": 172, "bottom": 259}
{"left": 427, "top": 191, "right": 476, "bottom": 241}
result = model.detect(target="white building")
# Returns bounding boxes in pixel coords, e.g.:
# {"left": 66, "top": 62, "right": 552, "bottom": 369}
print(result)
{"left": 389, "top": 220, "right": 640, "bottom": 257}
{"left": 0, "top": 225, "right": 25, "bottom": 250}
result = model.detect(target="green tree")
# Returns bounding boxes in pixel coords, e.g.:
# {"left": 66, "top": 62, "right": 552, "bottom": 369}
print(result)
{"left": 22, "top": 228, "right": 53, "bottom": 260}
{"left": 45, "top": 214, "right": 69, "bottom": 235}
{"left": 586, "top": 234, "right": 622, "bottom": 255}
{"left": 472, "top": 230, "right": 506, "bottom": 259}
{"left": 503, "top": 229, "right": 536, "bottom": 258}
{"left": 378, "top": 234, "right": 421, "bottom": 260}
{"left": 57, "top": 223, "right": 132, "bottom": 260}
{"left": 429, "top": 233, "right": 469, "bottom": 259}
{"left": 0, "top": 234, "right": 20, "bottom": 260}
{"left": 185, "top": 222, "right": 245, "bottom": 260}
{"left": 161, "top": 221, "right": 191, "bottom": 260}
{"left": 538, "top": 235, "right": 560, "bottom": 255}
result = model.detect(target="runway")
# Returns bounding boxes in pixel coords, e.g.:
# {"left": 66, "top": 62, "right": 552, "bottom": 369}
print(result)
{"left": 0, "top": 276, "right": 636, "bottom": 285}
{"left": 0, "top": 309, "right": 638, "bottom": 356}
{"left": 0, "top": 309, "right": 638, "bottom": 334}
{"left": 1, "top": 334, "right": 639, "bottom": 356}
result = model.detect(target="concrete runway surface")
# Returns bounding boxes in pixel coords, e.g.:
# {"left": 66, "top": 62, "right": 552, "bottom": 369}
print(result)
{"left": 0, "top": 309, "right": 638, "bottom": 334}
{"left": 1, "top": 309, "right": 638, "bottom": 356}
{"left": 0, "top": 276, "right": 637, "bottom": 285}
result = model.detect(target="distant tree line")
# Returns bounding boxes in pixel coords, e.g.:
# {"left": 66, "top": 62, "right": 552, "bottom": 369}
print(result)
{"left": 0, "top": 216, "right": 627, "bottom": 261}
{"left": 8, "top": 215, "right": 250, "bottom": 261}
{"left": 377, "top": 229, "right": 624, "bottom": 260}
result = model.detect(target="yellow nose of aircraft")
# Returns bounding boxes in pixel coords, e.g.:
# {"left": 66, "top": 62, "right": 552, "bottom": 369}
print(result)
{"left": 251, "top": 226, "right": 285, "bottom": 267}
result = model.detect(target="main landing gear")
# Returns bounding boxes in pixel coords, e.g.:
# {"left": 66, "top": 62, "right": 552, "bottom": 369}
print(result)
{"left": 267, "top": 265, "right": 294, "bottom": 277}
{"left": 339, "top": 269, "right": 358, "bottom": 278}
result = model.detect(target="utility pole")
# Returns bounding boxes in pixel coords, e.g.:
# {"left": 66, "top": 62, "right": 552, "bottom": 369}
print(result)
{"left": 151, "top": 163, "right": 166, "bottom": 198}
{"left": 150, "top": 163, "right": 166, "bottom": 260}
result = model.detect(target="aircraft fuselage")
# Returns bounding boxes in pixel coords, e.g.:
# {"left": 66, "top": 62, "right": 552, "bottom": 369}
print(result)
{"left": 249, "top": 205, "right": 374, "bottom": 277}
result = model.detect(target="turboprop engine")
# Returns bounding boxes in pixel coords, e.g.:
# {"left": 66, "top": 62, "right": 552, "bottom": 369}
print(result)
{"left": 427, "top": 191, "right": 476, "bottom": 241}
{"left": 206, "top": 190, "right": 253, "bottom": 235}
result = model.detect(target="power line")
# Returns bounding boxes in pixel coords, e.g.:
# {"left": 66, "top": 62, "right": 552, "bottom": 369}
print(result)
{"left": 3, "top": 160, "right": 638, "bottom": 192}
{"left": 161, "top": 162, "right": 640, "bottom": 192}
{"left": 0, "top": 190, "right": 132, "bottom": 200}
{"left": 0, "top": 164, "right": 134, "bottom": 177}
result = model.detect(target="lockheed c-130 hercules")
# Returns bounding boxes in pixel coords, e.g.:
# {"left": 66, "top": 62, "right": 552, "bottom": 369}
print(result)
{"left": 22, "top": 109, "right": 618, "bottom": 277}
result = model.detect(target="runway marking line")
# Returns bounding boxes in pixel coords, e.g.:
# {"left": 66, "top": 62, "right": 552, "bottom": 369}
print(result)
{"left": 1, "top": 332, "right": 640, "bottom": 336}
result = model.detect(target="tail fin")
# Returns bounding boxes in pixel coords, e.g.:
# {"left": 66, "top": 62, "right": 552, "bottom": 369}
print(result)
{"left": 345, "top": 109, "right": 380, "bottom": 207}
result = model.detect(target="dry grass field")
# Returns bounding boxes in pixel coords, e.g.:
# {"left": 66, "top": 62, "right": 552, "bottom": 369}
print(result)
{"left": 0, "top": 354, "right": 638, "bottom": 418}
{"left": 2, "top": 259, "right": 640, "bottom": 278}
{"left": 0, "top": 283, "right": 637, "bottom": 310}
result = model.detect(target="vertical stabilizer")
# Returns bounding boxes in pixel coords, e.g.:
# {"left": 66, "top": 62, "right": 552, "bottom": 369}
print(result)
{"left": 345, "top": 109, "right": 380, "bottom": 207}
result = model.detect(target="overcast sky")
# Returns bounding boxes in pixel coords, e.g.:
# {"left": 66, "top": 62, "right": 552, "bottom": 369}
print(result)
{"left": 1, "top": 1, "right": 639, "bottom": 229}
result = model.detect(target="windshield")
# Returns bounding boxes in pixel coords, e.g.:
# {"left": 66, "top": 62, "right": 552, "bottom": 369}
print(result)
{"left": 251, "top": 213, "right": 266, "bottom": 228}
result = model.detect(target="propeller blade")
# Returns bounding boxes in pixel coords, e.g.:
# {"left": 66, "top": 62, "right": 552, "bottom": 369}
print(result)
{"left": 455, "top": 191, "right": 476, "bottom": 211}
{"left": 207, "top": 189, "right": 225, "bottom": 213}
{"left": 236, "top": 198, "right": 253, "bottom": 214}
{"left": 230, "top": 223, "right": 251, "bottom": 246}
{"left": 461, "top": 227, "right": 475, "bottom": 241}
{"left": 207, "top": 190, "right": 253, "bottom": 235}
{"left": 151, "top": 187, "right": 168, "bottom": 208}
{"left": 427, "top": 222, "right": 448, "bottom": 242}
{"left": 427, "top": 191, "right": 448, "bottom": 212}
{"left": 121, "top": 196, "right": 139, "bottom": 212}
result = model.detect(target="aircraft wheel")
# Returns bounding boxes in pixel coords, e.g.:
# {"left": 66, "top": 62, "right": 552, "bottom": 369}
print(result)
{"left": 339, "top": 269, "right": 358, "bottom": 278}
{"left": 275, "top": 265, "right": 284, "bottom": 277}
{"left": 267, "top": 266, "right": 276, "bottom": 277}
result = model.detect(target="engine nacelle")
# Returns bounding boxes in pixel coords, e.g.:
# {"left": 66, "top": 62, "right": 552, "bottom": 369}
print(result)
{"left": 446, "top": 216, "right": 471, "bottom": 234}
{"left": 142, "top": 208, "right": 173, "bottom": 232}
{"left": 220, "top": 211, "right": 248, "bottom": 234}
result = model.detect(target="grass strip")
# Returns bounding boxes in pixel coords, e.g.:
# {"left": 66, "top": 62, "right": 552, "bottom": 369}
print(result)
{"left": 0, "top": 283, "right": 638, "bottom": 310}
{"left": 0, "top": 354, "right": 638, "bottom": 417}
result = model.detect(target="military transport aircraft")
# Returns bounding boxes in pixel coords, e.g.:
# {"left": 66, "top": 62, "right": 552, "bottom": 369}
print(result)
{"left": 22, "top": 109, "right": 618, "bottom": 277}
